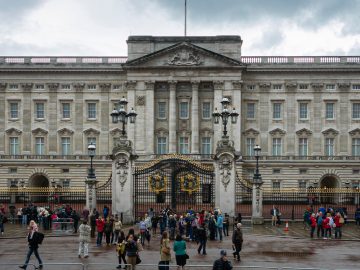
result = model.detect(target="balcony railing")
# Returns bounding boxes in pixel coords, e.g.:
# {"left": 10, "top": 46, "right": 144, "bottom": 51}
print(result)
{"left": 0, "top": 57, "right": 127, "bottom": 65}
{"left": 241, "top": 155, "right": 360, "bottom": 161}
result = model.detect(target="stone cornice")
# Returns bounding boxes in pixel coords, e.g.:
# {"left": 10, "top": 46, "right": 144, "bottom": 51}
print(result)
{"left": 213, "top": 81, "right": 224, "bottom": 90}
{"left": 349, "top": 128, "right": 360, "bottom": 136}
{"left": 32, "top": 128, "right": 48, "bottom": 135}
{"left": 242, "top": 128, "right": 260, "bottom": 136}
{"left": 125, "top": 81, "right": 137, "bottom": 90}
{"left": 232, "top": 81, "right": 243, "bottom": 90}
{"left": 258, "top": 82, "right": 271, "bottom": 90}
{"left": 5, "top": 127, "right": 22, "bottom": 135}
{"left": 57, "top": 128, "right": 74, "bottom": 135}
{"left": 337, "top": 82, "right": 350, "bottom": 90}
{"left": 296, "top": 128, "right": 312, "bottom": 136}
{"left": 21, "top": 83, "right": 33, "bottom": 91}
{"left": 144, "top": 81, "right": 155, "bottom": 90}
{"left": 83, "top": 128, "right": 100, "bottom": 135}
{"left": 269, "top": 128, "right": 286, "bottom": 136}
{"left": 322, "top": 128, "right": 339, "bottom": 136}
{"left": 99, "top": 83, "right": 111, "bottom": 92}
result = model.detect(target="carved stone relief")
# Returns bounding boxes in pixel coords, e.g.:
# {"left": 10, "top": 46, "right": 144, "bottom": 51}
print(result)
{"left": 219, "top": 156, "right": 233, "bottom": 191}
{"left": 167, "top": 49, "right": 202, "bottom": 66}
{"left": 116, "top": 156, "right": 129, "bottom": 191}
{"left": 136, "top": 95, "right": 146, "bottom": 106}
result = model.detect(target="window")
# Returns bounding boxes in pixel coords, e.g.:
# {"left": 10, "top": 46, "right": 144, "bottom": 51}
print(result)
{"left": 325, "top": 138, "right": 334, "bottom": 156}
{"left": 299, "top": 138, "right": 308, "bottom": 156}
{"left": 273, "top": 169, "right": 281, "bottom": 174}
{"left": 157, "top": 137, "right": 167, "bottom": 154}
{"left": 326, "top": 84, "right": 335, "bottom": 90}
{"left": 9, "top": 168, "right": 17, "bottom": 174}
{"left": 62, "top": 179, "right": 71, "bottom": 188}
{"left": 352, "top": 84, "right": 360, "bottom": 90}
{"left": 201, "top": 137, "right": 211, "bottom": 155}
{"left": 326, "top": 103, "right": 335, "bottom": 119}
{"left": 179, "top": 137, "right": 189, "bottom": 154}
{"left": 113, "top": 85, "right": 121, "bottom": 90}
{"left": 10, "top": 103, "right": 18, "bottom": 119}
{"left": 353, "top": 169, "right": 360, "bottom": 174}
{"left": 88, "top": 103, "right": 96, "bottom": 119}
{"left": 35, "top": 84, "right": 44, "bottom": 90}
{"left": 352, "top": 103, "right": 360, "bottom": 119}
{"left": 272, "top": 138, "right": 282, "bottom": 156}
{"left": 273, "top": 103, "right": 282, "bottom": 119}
{"left": 299, "top": 169, "right": 308, "bottom": 174}
{"left": 298, "top": 181, "right": 307, "bottom": 190}
{"left": 179, "top": 102, "right": 189, "bottom": 119}
{"left": 35, "top": 103, "right": 45, "bottom": 119}
{"left": 61, "top": 84, "right": 71, "bottom": 90}
{"left": 9, "top": 137, "right": 19, "bottom": 155}
{"left": 299, "top": 84, "right": 308, "bottom": 90}
{"left": 9, "top": 84, "right": 18, "bottom": 90}
{"left": 61, "top": 137, "right": 71, "bottom": 155}
{"left": 62, "top": 103, "right": 70, "bottom": 119}
{"left": 158, "top": 102, "right": 166, "bottom": 119}
{"left": 352, "top": 138, "right": 360, "bottom": 156}
{"left": 246, "top": 138, "right": 255, "bottom": 156}
{"left": 247, "top": 85, "right": 256, "bottom": 90}
{"left": 299, "top": 103, "right": 308, "bottom": 119}
{"left": 35, "top": 137, "right": 45, "bottom": 155}
{"left": 272, "top": 182, "right": 280, "bottom": 191}
{"left": 202, "top": 102, "right": 211, "bottom": 119}
{"left": 247, "top": 103, "right": 255, "bottom": 118}
{"left": 273, "top": 84, "right": 282, "bottom": 90}
{"left": 88, "top": 84, "right": 96, "bottom": 90}
{"left": 62, "top": 168, "right": 70, "bottom": 173}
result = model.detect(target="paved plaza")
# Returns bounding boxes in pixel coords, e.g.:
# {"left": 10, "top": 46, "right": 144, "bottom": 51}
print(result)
{"left": 0, "top": 222, "right": 360, "bottom": 270}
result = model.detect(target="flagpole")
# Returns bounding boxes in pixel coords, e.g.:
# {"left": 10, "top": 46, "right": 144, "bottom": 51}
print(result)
{"left": 185, "top": 0, "right": 187, "bottom": 36}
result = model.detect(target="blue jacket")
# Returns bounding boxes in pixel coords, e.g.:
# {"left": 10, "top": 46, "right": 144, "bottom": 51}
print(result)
{"left": 217, "top": 215, "right": 224, "bottom": 228}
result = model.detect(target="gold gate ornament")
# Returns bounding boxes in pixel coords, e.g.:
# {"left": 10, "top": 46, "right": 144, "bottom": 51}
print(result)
{"left": 148, "top": 174, "right": 167, "bottom": 194}
{"left": 180, "top": 173, "right": 200, "bottom": 195}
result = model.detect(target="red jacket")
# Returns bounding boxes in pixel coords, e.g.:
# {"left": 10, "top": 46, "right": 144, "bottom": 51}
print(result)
{"left": 334, "top": 215, "right": 342, "bottom": 228}
{"left": 96, "top": 218, "right": 105, "bottom": 232}
{"left": 322, "top": 217, "right": 330, "bottom": 229}
{"left": 310, "top": 216, "right": 316, "bottom": 228}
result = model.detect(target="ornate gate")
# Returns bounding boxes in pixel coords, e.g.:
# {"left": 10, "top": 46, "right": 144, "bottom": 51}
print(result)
{"left": 133, "top": 155, "right": 215, "bottom": 219}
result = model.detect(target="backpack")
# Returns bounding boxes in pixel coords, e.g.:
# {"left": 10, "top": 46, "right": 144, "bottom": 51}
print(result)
{"left": 37, "top": 232, "right": 45, "bottom": 244}
{"left": 117, "top": 242, "right": 126, "bottom": 254}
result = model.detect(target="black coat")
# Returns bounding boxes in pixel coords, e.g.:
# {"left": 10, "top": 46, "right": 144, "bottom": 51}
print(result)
{"left": 212, "top": 258, "right": 233, "bottom": 270}
{"left": 28, "top": 232, "right": 40, "bottom": 249}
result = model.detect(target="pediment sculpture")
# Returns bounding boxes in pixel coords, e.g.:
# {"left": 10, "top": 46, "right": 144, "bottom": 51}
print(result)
{"left": 167, "top": 49, "right": 202, "bottom": 66}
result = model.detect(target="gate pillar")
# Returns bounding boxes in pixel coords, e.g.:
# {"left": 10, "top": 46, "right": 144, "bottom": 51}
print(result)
{"left": 111, "top": 139, "right": 137, "bottom": 224}
{"left": 214, "top": 139, "right": 240, "bottom": 217}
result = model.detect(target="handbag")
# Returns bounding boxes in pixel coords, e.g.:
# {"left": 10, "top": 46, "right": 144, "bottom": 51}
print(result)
{"left": 339, "top": 217, "right": 345, "bottom": 224}
{"left": 161, "top": 245, "right": 170, "bottom": 255}
{"left": 136, "top": 254, "right": 141, "bottom": 265}
{"left": 185, "top": 253, "right": 189, "bottom": 259}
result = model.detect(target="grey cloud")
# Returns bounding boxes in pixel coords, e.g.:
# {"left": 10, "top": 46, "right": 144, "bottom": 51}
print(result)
{"left": 251, "top": 28, "right": 284, "bottom": 51}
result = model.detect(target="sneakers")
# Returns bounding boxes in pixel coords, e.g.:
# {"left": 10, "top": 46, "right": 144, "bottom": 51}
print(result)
{"left": 116, "top": 266, "right": 122, "bottom": 269}
{"left": 18, "top": 266, "right": 26, "bottom": 269}
{"left": 38, "top": 266, "right": 43, "bottom": 269}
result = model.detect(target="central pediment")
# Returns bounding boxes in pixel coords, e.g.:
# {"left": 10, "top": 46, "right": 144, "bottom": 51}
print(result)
{"left": 124, "top": 42, "right": 245, "bottom": 69}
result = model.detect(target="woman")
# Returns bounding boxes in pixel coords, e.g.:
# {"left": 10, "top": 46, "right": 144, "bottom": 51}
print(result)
{"left": 125, "top": 234, "right": 138, "bottom": 270}
{"left": 159, "top": 231, "right": 171, "bottom": 270}
{"left": 173, "top": 234, "right": 187, "bottom": 269}
{"left": 104, "top": 217, "right": 112, "bottom": 246}
{"left": 310, "top": 213, "right": 316, "bottom": 238}
{"left": 96, "top": 216, "right": 105, "bottom": 246}
{"left": 19, "top": 220, "right": 43, "bottom": 269}
{"left": 113, "top": 216, "right": 122, "bottom": 245}
{"left": 116, "top": 231, "right": 127, "bottom": 269}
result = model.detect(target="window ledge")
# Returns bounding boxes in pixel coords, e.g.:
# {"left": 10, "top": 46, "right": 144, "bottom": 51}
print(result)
{"left": 61, "top": 118, "right": 71, "bottom": 122}
{"left": 35, "top": 118, "right": 45, "bottom": 122}
{"left": 8, "top": 118, "right": 19, "bottom": 122}
{"left": 87, "top": 118, "right": 98, "bottom": 121}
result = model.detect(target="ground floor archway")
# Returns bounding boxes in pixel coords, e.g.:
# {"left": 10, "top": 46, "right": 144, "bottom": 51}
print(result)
{"left": 320, "top": 175, "right": 339, "bottom": 204}
{"left": 28, "top": 174, "right": 50, "bottom": 203}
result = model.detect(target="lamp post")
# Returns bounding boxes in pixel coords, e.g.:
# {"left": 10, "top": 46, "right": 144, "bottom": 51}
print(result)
{"left": 212, "top": 97, "right": 239, "bottom": 139}
{"left": 111, "top": 96, "right": 137, "bottom": 138}
{"left": 86, "top": 142, "right": 97, "bottom": 211}
{"left": 252, "top": 144, "right": 264, "bottom": 224}
{"left": 88, "top": 143, "right": 96, "bottom": 179}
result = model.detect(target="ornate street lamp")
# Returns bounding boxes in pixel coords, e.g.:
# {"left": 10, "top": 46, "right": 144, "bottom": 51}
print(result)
{"left": 88, "top": 142, "right": 96, "bottom": 179}
{"left": 212, "top": 97, "right": 239, "bottom": 139}
{"left": 253, "top": 145, "right": 262, "bottom": 184}
{"left": 111, "top": 96, "right": 137, "bottom": 137}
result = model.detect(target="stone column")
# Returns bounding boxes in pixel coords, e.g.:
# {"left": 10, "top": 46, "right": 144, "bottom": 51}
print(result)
{"left": 0, "top": 83, "right": 6, "bottom": 154}
{"left": 168, "top": 81, "right": 177, "bottom": 153}
{"left": 85, "top": 177, "right": 98, "bottom": 211}
{"left": 252, "top": 182, "right": 264, "bottom": 224}
{"left": 21, "top": 83, "right": 33, "bottom": 154}
{"left": 99, "top": 83, "right": 111, "bottom": 155}
{"left": 232, "top": 81, "right": 242, "bottom": 152}
{"left": 47, "top": 83, "right": 59, "bottom": 155}
{"left": 191, "top": 81, "right": 200, "bottom": 154}
{"left": 145, "top": 81, "right": 155, "bottom": 155}
{"left": 73, "top": 83, "right": 85, "bottom": 154}
{"left": 111, "top": 139, "right": 136, "bottom": 224}
{"left": 214, "top": 139, "right": 239, "bottom": 217}
{"left": 125, "top": 81, "right": 137, "bottom": 147}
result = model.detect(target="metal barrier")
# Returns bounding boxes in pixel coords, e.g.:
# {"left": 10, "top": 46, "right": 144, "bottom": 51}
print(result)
{"left": 0, "top": 263, "right": 36, "bottom": 270}
{"left": 52, "top": 218, "right": 74, "bottom": 233}
{"left": 40, "top": 263, "right": 84, "bottom": 270}
{"left": 85, "top": 263, "right": 132, "bottom": 270}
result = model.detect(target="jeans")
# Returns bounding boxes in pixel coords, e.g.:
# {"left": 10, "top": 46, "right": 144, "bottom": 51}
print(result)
{"left": 316, "top": 226, "right": 324, "bottom": 238}
{"left": 335, "top": 227, "right": 342, "bottom": 239}
{"left": 198, "top": 239, "right": 207, "bottom": 254}
{"left": 96, "top": 232, "right": 103, "bottom": 246}
{"left": 112, "top": 230, "right": 120, "bottom": 244}
{"left": 310, "top": 226, "right": 316, "bottom": 238}
{"left": 24, "top": 247, "right": 43, "bottom": 268}
{"left": 233, "top": 244, "right": 242, "bottom": 260}
{"left": 223, "top": 224, "right": 229, "bottom": 236}
{"left": 159, "top": 260, "right": 170, "bottom": 270}
{"left": 78, "top": 241, "right": 89, "bottom": 256}
{"left": 324, "top": 228, "right": 331, "bottom": 238}
{"left": 217, "top": 227, "right": 223, "bottom": 241}
{"left": 0, "top": 223, "right": 4, "bottom": 233}
{"left": 22, "top": 215, "right": 28, "bottom": 225}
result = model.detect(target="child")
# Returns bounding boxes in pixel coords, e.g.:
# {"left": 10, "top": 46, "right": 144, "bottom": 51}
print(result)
{"left": 116, "top": 231, "right": 127, "bottom": 269}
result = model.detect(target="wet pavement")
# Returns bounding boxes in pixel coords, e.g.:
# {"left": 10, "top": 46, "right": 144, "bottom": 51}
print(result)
{"left": 1, "top": 222, "right": 360, "bottom": 270}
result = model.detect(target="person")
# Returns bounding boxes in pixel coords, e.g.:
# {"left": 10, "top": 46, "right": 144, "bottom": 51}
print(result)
{"left": 96, "top": 216, "right": 105, "bottom": 246}
{"left": 309, "top": 213, "right": 316, "bottom": 238}
{"left": 213, "top": 250, "right": 233, "bottom": 270}
{"left": 151, "top": 214, "right": 158, "bottom": 235}
{"left": 316, "top": 211, "right": 324, "bottom": 238}
{"left": 125, "top": 234, "right": 138, "bottom": 270}
{"left": 159, "top": 231, "right": 171, "bottom": 270}
{"left": 19, "top": 220, "right": 43, "bottom": 269}
{"left": 197, "top": 223, "right": 207, "bottom": 255}
{"left": 168, "top": 215, "right": 177, "bottom": 240}
{"left": 139, "top": 217, "right": 147, "bottom": 246}
{"left": 17, "top": 207, "right": 23, "bottom": 224}
{"left": 72, "top": 210, "right": 80, "bottom": 233}
{"left": 103, "top": 205, "right": 110, "bottom": 220}
{"left": 0, "top": 211, "right": 6, "bottom": 235}
{"left": 82, "top": 207, "right": 90, "bottom": 222}
{"left": 323, "top": 213, "right": 332, "bottom": 239}
{"left": 113, "top": 215, "right": 122, "bottom": 245}
{"left": 209, "top": 215, "right": 217, "bottom": 240}
{"left": 334, "top": 211, "right": 343, "bottom": 239}
{"left": 270, "top": 205, "right": 278, "bottom": 226}
{"left": 90, "top": 208, "right": 98, "bottom": 238}
{"left": 217, "top": 212, "right": 224, "bottom": 241}
{"left": 78, "top": 220, "right": 91, "bottom": 258}
{"left": 355, "top": 207, "right": 360, "bottom": 226}
{"left": 223, "top": 213, "right": 230, "bottom": 236}
{"left": 104, "top": 217, "right": 113, "bottom": 246}
{"left": 173, "top": 234, "right": 187, "bottom": 270}
{"left": 232, "top": 223, "right": 243, "bottom": 261}
{"left": 116, "top": 231, "right": 127, "bottom": 269}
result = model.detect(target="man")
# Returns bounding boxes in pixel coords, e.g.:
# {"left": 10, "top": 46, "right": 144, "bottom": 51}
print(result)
{"left": 270, "top": 205, "right": 278, "bottom": 226}
{"left": 78, "top": 220, "right": 91, "bottom": 258}
{"left": 89, "top": 208, "right": 98, "bottom": 238}
{"left": 232, "top": 223, "right": 243, "bottom": 261}
{"left": 197, "top": 223, "right": 207, "bottom": 255}
{"left": 19, "top": 221, "right": 43, "bottom": 269}
{"left": 216, "top": 212, "right": 224, "bottom": 241}
{"left": 212, "top": 250, "right": 233, "bottom": 270}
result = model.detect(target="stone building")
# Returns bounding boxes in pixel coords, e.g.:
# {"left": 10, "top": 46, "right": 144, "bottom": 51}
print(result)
{"left": 1, "top": 35, "right": 360, "bottom": 192}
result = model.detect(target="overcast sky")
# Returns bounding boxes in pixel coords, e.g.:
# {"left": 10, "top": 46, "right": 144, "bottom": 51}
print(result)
{"left": 1, "top": 0, "right": 360, "bottom": 56}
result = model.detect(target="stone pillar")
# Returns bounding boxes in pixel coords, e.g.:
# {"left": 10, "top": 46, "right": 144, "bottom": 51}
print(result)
{"left": 232, "top": 81, "right": 242, "bottom": 152}
{"left": 168, "top": 81, "right": 177, "bottom": 153}
{"left": 73, "top": 83, "right": 85, "bottom": 154}
{"left": 47, "top": 83, "right": 59, "bottom": 155}
{"left": 252, "top": 181, "right": 264, "bottom": 224}
{"left": 99, "top": 83, "right": 111, "bottom": 155}
{"left": 125, "top": 81, "right": 137, "bottom": 147}
{"left": 0, "top": 83, "right": 6, "bottom": 154}
{"left": 21, "top": 83, "right": 33, "bottom": 154}
{"left": 214, "top": 139, "right": 239, "bottom": 217}
{"left": 191, "top": 81, "right": 200, "bottom": 154}
{"left": 145, "top": 81, "right": 155, "bottom": 154}
{"left": 111, "top": 139, "right": 137, "bottom": 224}
{"left": 85, "top": 177, "right": 98, "bottom": 211}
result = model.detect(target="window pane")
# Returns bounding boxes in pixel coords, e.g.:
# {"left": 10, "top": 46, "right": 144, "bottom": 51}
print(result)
{"left": 247, "top": 103, "right": 255, "bottom": 118}
{"left": 299, "top": 138, "right": 308, "bottom": 156}
{"left": 61, "top": 137, "right": 71, "bottom": 155}
{"left": 179, "top": 102, "right": 189, "bottom": 119}
{"left": 299, "top": 103, "right": 308, "bottom": 119}
{"left": 201, "top": 137, "right": 211, "bottom": 155}
{"left": 352, "top": 138, "right": 360, "bottom": 156}
{"left": 88, "top": 103, "right": 96, "bottom": 119}
{"left": 272, "top": 138, "right": 282, "bottom": 156}
{"left": 353, "top": 103, "right": 360, "bottom": 119}
{"left": 272, "top": 182, "right": 280, "bottom": 190}
{"left": 9, "top": 137, "right": 19, "bottom": 155}
{"left": 326, "top": 103, "right": 334, "bottom": 119}
{"left": 62, "top": 103, "right": 70, "bottom": 118}
{"left": 273, "top": 103, "right": 281, "bottom": 119}
{"left": 10, "top": 103, "right": 18, "bottom": 118}
{"left": 179, "top": 137, "right": 189, "bottom": 154}
{"left": 36, "top": 103, "right": 44, "bottom": 119}
{"left": 325, "top": 138, "right": 334, "bottom": 156}
{"left": 35, "top": 137, "right": 45, "bottom": 155}
{"left": 202, "top": 102, "right": 211, "bottom": 119}
{"left": 157, "top": 137, "right": 167, "bottom": 154}
{"left": 246, "top": 138, "right": 255, "bottom": 156}
{"left": 158, "top": 102, "right": 166, "bottom": 119}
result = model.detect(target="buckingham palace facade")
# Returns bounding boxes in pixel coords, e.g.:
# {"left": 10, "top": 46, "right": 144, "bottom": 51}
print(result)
{"left": 1, "top": 35, "right": 360, "bottom": 191}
